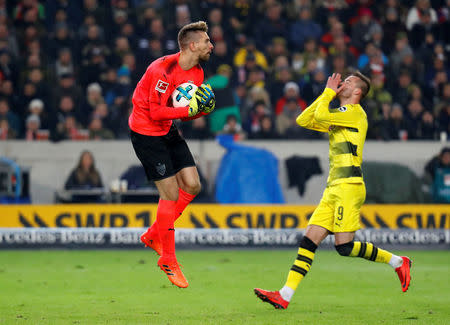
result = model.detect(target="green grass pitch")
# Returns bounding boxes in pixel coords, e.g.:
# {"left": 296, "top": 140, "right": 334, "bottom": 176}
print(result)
{"left": 0, "top": 249, "right": 449, "bottom": 324}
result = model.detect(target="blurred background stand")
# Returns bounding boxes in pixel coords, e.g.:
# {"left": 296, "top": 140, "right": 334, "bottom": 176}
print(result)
{"left": 0, "top": 157, "right": 31, "bottom": 204}
{"left": 54, "top": 188, "right": 109, "bottom": 203}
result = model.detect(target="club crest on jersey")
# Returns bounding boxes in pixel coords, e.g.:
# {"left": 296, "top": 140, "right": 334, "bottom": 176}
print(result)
{"left": 156, "top": 163, "right": 166, "bottom": 176}
{"left": 338, "top": 106, "right": 347, "bottom": 112}
{"left": 155, "top": 80, "right": 169, "bottom": 93}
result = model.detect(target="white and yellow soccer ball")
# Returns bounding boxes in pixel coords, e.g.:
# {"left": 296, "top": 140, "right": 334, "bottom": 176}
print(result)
{"left": 171, "top": 82, "right": 198, "bottom": 107}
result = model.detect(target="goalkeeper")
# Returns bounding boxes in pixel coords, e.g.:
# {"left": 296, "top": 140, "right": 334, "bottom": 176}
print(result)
{"left": 129, "top": 21, "right": 215, "bottom": 288}
{"left": 254, "top": 72, "right": 412, "bottom": 309}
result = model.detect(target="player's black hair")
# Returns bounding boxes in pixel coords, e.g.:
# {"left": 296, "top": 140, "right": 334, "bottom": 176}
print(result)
{"left": 351, "top": 70, "right": 371, "bottom": 100}
{"left": 178, "top": 21, "right": 208, "bottom": 50}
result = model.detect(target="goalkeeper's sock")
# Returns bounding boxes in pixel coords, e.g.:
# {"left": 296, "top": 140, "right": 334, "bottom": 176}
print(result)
{"left": 156, "top": 199, "right": 177, "bottom": 261}
{"left": 146, "top": 188, "right": 196, "bottom": 238}
{"left": 336, "top": 241, "right": 403, "bottom": 268}
{"left": 282, "top": 236, "right": 317, "bottom": 300}
{"left": 175, "top": 188, "right": 196, "bottom": 221}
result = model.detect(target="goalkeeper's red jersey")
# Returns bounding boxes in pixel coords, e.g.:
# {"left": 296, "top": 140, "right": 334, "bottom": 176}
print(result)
{"left": 129, "top": 52, "right": 204, "bottom": 136}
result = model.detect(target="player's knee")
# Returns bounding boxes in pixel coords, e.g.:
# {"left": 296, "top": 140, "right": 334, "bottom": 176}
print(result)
{"left": 184, "top": 181, "right": 201, "bottom": 196}
{"left": 299, "top": 236, "right": 318, "bottom": 252}
{"left": 335, "top": 241, "right": 354, "bottom": 256}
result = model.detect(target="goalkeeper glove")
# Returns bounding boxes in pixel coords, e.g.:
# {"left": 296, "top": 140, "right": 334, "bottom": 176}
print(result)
{"left": 188, "top": 94, "right": 200, "bottom": 117}
{"left": 196, "top": 84, "right": 216, "bottom": 114}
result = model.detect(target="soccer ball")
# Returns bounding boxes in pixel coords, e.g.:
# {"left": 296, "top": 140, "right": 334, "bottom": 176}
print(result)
{"left": 171, "top": 82, "right": 198, "bottom": 107}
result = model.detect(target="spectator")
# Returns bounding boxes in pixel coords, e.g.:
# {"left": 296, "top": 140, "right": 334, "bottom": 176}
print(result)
{"left": 388, "top": 32, "right": 413, "bottom": 77}
{"left": 24, "top": 113, "right": 40, "bottom": 140}
{"left": 391, "top": 70, "right": 413, "bottom": 108}
{"left": 385, "top": 103, "right": 408, "bottom": 140}
{"left": 64, "top": 150, "right": 103, "bottom": 189}
{"left": 409, "top": 9, "right": 439, "bottom": 50}
{"left": 292, "top": 38, "right": 326, "bottom": 78}
{"left": 404, "top": 99, "right": 425, "bottom": 140}
{"left": 111, "top": 35, "right": 131, "bottom": 66}
{"left": 79, "top": 40, "right": 110, "bottom": 87}
{"left": 53, "top": 115, "right": 83, "bottom": 141}
{"left": 289, "top": 7, "right": 322, "bottom": 51}
{"left": 52, "top": 95, "right": 80, "bottom": 138}
{"left": 0, "top": 98, "right": 20, "bottom": 136}
{"left": 381, "top": 7, "right": 406, "bottom": 55}
{"left": 275, "top": 82, "right": 306, "bottom": 116}
{"left": 0, "top": 24, "right": 19, "bottom": 59}
{"left": 51, "top": 73, "right": 83, "bottom": 109}
{"left": 47, "top": 22, "right": 76, "bottom": 60}
{"left": 358, "top": 43, "right": 388, "bottom": 71}
{"left": 233, "top": 37, "right": 268, "bottom": 71}
{"left": 0, "top": 80, "right": 19, "bottom": 113}
{"left": 80, "top": 82, "right": 104, "bottom": 126}
{"left": 436, "top": 102, "right": 450, "bottom": 139}
{"left": 377, "top": 102, "right": 393, "bottom": 140}
{"left": 267, "top": 63, "right": 294, "bottom": 105}
{"left": 267, "top": 37, "right": 289, "bottom": 66}
{"left": 302, "top": 68, "right": 327, "bottom": 103}
{"left": 321, "top": 21, "right": 352, "bottom": 53}
{"left": 315, "top": 0, "right": 348, "bottom": 26}
{"left": 276, "top": 98, "right": 301, "bottom": 136}
{"left": 409, "top": 84, "right": 432, "bottom": 111}
{"left": 50, "top": 48, "right": 75, "bottom": 81}
{"left": 0, "top": 118, "right": 16, "bottom": 139}
{"left": 406, "top": 0, "right": 437, "bottom": 31}
{"left": 27, "top": 98, "right": 49, "bottom": 130}
{"left": 206, "top": 39, "right": 232, "bottom": 76}
{"left": 244, "top": 101, "right": 272, "bottom": 135}
{"left": 249, "top": 114, "right": 279, "bottom": 139}
{"left": 418, "top": 110, "right": 437, "bottom": 139}
{"left": 0, "top": 1, "right": 446, "bottom": 143}
{"left": 253, "top": 2, "right": 288, "bottom": 51}
{"left": 88, "top": 117, "right": 114, "bottom": 140}
{"left": 78, "top": 14, "right": 104, "bottom": 42}
{"left": 351, "top": 8, "right": 378, "bottom": 52}
{"left": 219, "top": 114, "right": 246, "bottom": 139}
{"left": 0, "top": 50, "right": 18, "bottom": 86}
{"left": 424, "top": 147, "right": 450, "bottom": 203}
{"left": 82, "top": 0, "right": 108, "bottom": 27}
{"left": 183, "top": 116, "right": 213, "bottom": 140}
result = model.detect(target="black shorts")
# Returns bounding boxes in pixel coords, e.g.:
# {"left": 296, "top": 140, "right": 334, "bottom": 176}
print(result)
{"left": 130, "top": 125, "right": 196, "bottom": 181}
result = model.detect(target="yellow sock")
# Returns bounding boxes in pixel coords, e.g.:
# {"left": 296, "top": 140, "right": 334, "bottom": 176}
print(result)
{"left": 349, "top": 241, "right": 392, "bottom": 264}
{"left": 285, "top": 246, "right": 315, "bottom": 290}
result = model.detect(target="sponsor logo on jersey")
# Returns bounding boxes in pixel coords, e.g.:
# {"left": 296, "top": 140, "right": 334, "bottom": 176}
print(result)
{"left": 155, "top": 80, "right": 169, "bottom": 93}
{"left": 339, "top": 106, "right": 347, "bottom": 112}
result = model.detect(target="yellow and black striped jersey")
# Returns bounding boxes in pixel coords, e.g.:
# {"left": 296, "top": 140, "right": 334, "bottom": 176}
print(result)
{"left": 296, "top": 88, "right": 368, "bottom": 186}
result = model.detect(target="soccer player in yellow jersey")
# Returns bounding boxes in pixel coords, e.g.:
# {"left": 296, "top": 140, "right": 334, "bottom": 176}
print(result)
{"left": 254, "top": 72, "right": 412, "bottom": 309}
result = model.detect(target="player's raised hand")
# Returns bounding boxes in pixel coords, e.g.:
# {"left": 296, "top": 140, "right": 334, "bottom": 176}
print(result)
{"left": 326, "top": 73, "right": 344, "bottom": 94}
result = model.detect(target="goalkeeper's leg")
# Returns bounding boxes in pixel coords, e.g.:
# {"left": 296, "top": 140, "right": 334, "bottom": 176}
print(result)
{"left": 335, "top": 232, "right": 412, "bottom": 292}
{"left": 141, "top": 167, "right": 199, "bottom": 255}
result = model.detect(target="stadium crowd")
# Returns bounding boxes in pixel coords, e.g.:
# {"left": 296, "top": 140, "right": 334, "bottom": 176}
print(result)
{"left": 0, "top": 0, "right": 448, "bottom": 141}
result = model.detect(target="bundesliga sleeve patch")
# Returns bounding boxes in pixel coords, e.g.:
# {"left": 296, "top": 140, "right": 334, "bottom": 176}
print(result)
{"left": 155, "top": 80, "right": 169, "bottom": 93}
